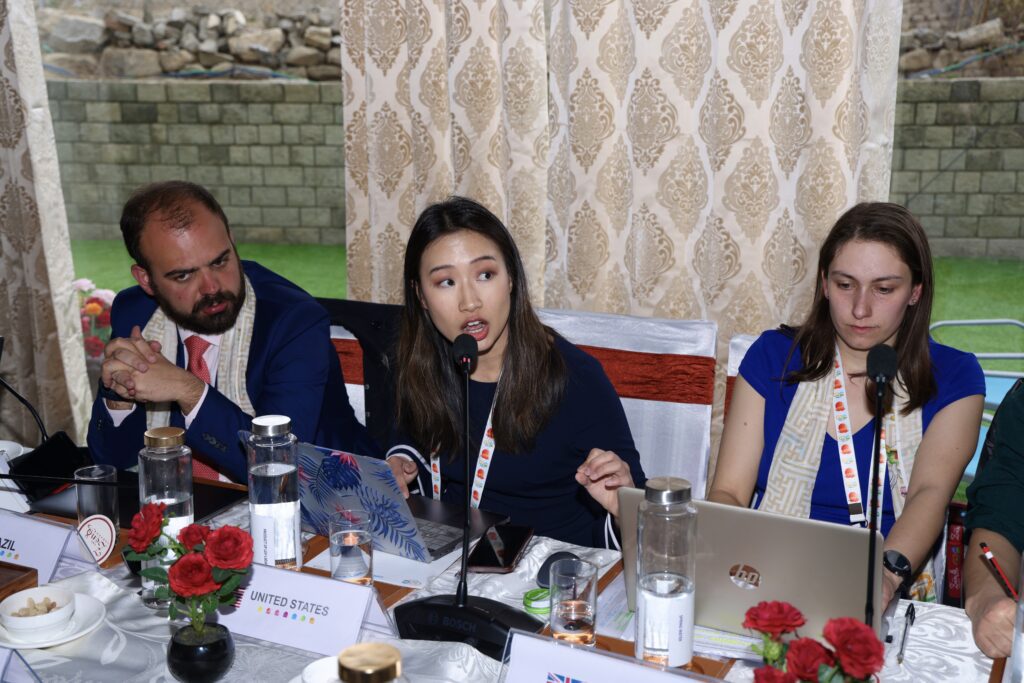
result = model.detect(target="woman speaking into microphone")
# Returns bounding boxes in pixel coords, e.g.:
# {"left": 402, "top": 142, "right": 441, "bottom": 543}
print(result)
{"left": 708, "top": 202, "right": 984, "bottom": 605}
{"left": 384, "top": 197, "right": 645, "bottom": 548}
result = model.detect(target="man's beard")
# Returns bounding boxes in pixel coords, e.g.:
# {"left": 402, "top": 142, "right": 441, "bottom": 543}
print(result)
{"left": 151, "top": 276, "right": 245, "bottom": 335}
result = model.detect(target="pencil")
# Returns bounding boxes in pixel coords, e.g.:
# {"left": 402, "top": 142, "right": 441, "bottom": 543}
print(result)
{"left": 980, "top": 541, "right": 1019, "bottom": 600}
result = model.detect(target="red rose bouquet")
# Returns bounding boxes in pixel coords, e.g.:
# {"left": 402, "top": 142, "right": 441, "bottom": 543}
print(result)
{"left": 73, "top": 278, "right": 115, "bottom": 358}
{"left": 125, "top": 502, "right": 253, "bottom": 637}
{"left": 744, "top": 601, "right": 884, "bottom": 683}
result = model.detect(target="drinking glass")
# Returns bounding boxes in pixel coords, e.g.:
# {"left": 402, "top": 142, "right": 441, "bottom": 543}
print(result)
{"left": 1004, "top": 552, "right": 1024, "bottom": 683}
{"left": 329, "top": 510, "right": 373, "bottom": 585}
{"left": 549, "top": 558, "right": 597, "bottom": 647}
{"left": 74, "top": 464, "right": 119, "bottom": 563}
{"left": 74, "top": 464, "right": 119, "bottom": 529}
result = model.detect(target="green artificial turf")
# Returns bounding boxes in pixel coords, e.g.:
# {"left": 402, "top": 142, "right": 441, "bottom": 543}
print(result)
{"left": 70, "top": 240, "right": 347, "bottom": 299}
{"left": 931, "top": 258, "right": 1024, "bottom": 373}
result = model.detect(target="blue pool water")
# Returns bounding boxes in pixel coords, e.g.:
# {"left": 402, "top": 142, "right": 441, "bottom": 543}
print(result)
{"left": 963, "top": 375, "right": 1019, "bottom": 478}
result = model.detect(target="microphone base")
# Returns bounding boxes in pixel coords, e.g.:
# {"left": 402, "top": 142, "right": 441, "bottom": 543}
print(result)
{"left": 394, "top": 593, "right": 544, "bottom": 660}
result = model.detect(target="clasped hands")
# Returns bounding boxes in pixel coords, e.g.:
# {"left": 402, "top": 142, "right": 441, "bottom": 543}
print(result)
{"left": 101, "top": 325, "right": 205, "bottom": 413}
{"left": 387, "top": 447, "right": 634, "bottom": 517}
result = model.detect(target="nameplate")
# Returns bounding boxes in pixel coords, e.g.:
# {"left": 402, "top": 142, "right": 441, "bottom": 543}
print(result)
{"left": 503, "top": 631, "right": 699, "bottom": 682}
{"left": 0, "top": 511, "right": 91, "bottom": 583}
{"left": 0, "top": 647, "right": 39, "bottom": 682}
{"left": 217, "top": 564, "right": 389, "bottom": 656}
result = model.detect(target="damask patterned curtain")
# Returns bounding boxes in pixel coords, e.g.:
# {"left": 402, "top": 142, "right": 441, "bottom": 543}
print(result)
{"left": 0, "top": 0, "right": 90, "bottom": 444}
{"left": 341, "top": 0, "right": 901, "bottom": 479}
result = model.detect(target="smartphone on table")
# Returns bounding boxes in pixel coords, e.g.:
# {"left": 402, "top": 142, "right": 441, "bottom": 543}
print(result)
{"left": 466, "top": 523, "right": 534, "bottom": 573}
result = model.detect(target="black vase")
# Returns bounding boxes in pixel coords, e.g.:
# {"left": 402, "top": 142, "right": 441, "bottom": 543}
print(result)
{"left": 167, "top": 623, "right": 235, "bottom": 682}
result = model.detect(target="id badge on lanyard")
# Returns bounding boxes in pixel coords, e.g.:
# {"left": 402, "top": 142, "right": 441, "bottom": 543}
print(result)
{"left": 831, "top": 348, "right": 888, "bottom": 526}
{"left": 429, "top": 393, "right": 498, "bottom": 510}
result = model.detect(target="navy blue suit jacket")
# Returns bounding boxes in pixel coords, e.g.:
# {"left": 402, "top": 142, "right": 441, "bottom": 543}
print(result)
{"left": 87, "top": 261, "right": 376, "bottom": 480}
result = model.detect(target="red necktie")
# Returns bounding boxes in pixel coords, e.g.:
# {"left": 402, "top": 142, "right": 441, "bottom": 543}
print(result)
{"left": 182, "top": 335, "right": 221, "bottom": 481}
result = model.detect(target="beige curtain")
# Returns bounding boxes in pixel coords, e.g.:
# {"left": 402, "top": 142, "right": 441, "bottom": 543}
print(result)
{"left": 342, "top": 0, "right": 902, "bottom": 477}
{"left": 0, "top": 0, "right": 90, "bottom": 445}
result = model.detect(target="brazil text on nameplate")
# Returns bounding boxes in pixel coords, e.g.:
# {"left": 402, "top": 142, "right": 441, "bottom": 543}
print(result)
{"left": 503, "top": 631, "right": 713, "bottom": 682}
{"left": 216, "top": 564, "right": 380, "bottom": 656}
{"left": 0, "top": 510, "right": 90, "bottom": 583}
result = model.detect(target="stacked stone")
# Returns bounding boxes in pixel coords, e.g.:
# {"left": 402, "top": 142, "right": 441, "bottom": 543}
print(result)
{"left": 898, "top": 18, "right": 1024, "bottom": 77}
{"left": 40, "top": 8, "right": 342, "bottom": 81}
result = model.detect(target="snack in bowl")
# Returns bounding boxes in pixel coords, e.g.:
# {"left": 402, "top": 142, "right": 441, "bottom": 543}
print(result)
{"left": 0, "top": 586, "right": 75, "bottom": 640}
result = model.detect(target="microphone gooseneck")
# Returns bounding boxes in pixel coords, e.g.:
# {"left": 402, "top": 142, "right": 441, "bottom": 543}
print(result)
{"left": 865, "top": 343, "right": 896, "bottom": 628}
{"left": 452, "top": 333, "right": 477, "bottom": 608}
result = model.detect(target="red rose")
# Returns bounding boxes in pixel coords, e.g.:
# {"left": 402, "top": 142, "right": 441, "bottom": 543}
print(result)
{"left": 97, "top": 310, "right": 111, "bottom": 328}
{"left": 85, "top": 296, "right": 106, "bottom": 307}
{"left": 743, "top": 601, "right": 807, "bottom": 637}
{"left": 823, "top": 617, "right": 885, "bottom": 680}
{"left": 84, "top": 335, "right": 105, "bottom": 358}
{"left": 168, "top": 553, "right": 221, "bottom": 597}
{"left": 178, "top": 524, "right": 211, "bottom": 550}
{"left": 753, "top": 666, "right": 797, "bottom": 683}
{"left": 785, "top": 637, "right": 835, "bottom": 681}
{"left": 127, "top": 502, "right": 167, "bottom": 552}
{"left": 204, "top": 526, "right": 253, "bottom": 570}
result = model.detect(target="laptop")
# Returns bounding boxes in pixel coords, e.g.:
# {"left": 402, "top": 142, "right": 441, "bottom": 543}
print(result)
{"left": 297, "top": 444, "right": 506, "bottom": 562}
{"left": 618, "top": 488, "right": 886, "bottom": 638}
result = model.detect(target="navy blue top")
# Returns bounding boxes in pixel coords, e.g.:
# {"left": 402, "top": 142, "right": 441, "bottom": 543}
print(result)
{"left": 740, "top": 329, "right": 985, "bottom": 535}
{"left": 391, "top": 336, "right": 645, "bottom": 547}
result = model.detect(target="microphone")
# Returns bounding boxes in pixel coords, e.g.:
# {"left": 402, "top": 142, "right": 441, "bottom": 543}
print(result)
{"left": 452, "top": 333, "right": 477, "bottom": 374}
{"left": 0, "top": 335, "right": 93, "bottom": 501}
{"left": 395, "top": 333, "right": 543, "bottom": 659}
{"left": 865, "top": 343, "right": 897, "bottom": 628}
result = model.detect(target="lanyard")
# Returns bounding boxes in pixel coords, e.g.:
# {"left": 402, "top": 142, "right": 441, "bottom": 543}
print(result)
{"left": 429, "top": 387, "right": 499, "bottom": 510}
{"left": 831, "top": 347, "right": 889, "bottom": 525}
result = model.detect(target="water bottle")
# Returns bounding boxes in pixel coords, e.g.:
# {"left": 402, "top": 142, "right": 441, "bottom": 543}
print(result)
{"left": 247, "top": 415, "right": 302, "bottom": 569}
{"left": 138, "top": 426, "right": 194, "bottom": 608}
{"left": 635, "top": 476, "right": 697, "bottom": 667}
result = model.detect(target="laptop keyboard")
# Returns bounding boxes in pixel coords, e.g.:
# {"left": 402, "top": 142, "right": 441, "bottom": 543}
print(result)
{"left": 417, "top": 517, "right": 463, "bottom": 557}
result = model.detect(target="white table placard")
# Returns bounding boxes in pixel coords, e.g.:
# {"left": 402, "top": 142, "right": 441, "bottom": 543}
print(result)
{"left": 0, "top": 510, "right": 91, "bottom": 583}
{"left": 500, "top": 631, "right": 715, "bottom": 682}
{"left": 216, "top": 563, "right": 379, "bottom": 656}
{"left": 0, "top": 648, "right": 40, "bottom": 683}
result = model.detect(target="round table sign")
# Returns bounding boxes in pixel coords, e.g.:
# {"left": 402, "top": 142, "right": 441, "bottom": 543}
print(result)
{"left": 78, "top": 515, "right": 117, "bottom": 563}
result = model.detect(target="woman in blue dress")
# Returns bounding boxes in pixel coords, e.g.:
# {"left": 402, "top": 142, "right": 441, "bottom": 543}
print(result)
{"left": 384, "top": 197, "right": 645, "bottom": 548}
{"left": 709, "top": 202, "right": 984, "bottom": 605}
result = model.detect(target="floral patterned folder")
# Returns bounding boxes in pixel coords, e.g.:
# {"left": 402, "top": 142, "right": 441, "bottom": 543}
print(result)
{"left": 296, "top": 443, "right": 431, "bottom": 562}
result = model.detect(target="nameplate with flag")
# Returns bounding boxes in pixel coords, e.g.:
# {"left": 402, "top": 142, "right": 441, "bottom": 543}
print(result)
{"left": 0, "top": 648, "right": 40, "bottom": 682}
{"left": 503, "top": 631, "right": 702, "bottom": 682}
{"left": 0, "top": 511, "right": 93, "bottom": 583}
{"left": 216, "top": 564, "right": 392, "bottom": 656}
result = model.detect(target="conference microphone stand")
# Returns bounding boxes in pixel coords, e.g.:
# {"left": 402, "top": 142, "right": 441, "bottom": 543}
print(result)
{"left": 394, "top": 334, "right": 543, "bottom": 660}
{"left": 865, "top": 344, "right": 897, "bottom": 628}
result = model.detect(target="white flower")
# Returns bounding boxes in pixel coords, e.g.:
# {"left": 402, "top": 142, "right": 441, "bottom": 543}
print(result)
{"left": 71, "top": 278, "right": 96, "bottom": 292}
{"left": 92, "top": 289, "right": 117, "bottom": 305}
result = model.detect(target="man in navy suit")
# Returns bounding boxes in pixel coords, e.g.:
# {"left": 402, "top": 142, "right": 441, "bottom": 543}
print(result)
{"left": 87, "top": 181, "right": 375, "bottom": 481}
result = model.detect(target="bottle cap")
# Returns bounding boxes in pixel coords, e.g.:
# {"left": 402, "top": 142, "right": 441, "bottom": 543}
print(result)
{"left": 251, "top": 415, "right": 291, "bottom": 436}
{"left": 143, "top": 426, "right": 185, "bottom": 447}
{"left": 644, "top": 476, "right": 691, "bottom": 505}
{"left": 337, "top": 643, "right": 402, "bottom": 682}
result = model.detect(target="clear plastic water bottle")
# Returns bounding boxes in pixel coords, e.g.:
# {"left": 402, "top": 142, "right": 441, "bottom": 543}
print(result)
{"left": 138, "top": 426, "right": 194, "bottom": 608}
{"left": 247, "top": 415, "right": 301, "bottom": 569}
{"left": 635, "top": 476, "right": 697, "bottom": 667}
{"left": 1004, "top": 561, "right": 1024, "bottom": 683}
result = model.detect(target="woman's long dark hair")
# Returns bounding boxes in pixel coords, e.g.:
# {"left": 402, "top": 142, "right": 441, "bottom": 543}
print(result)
{"left": 786, "top": 202, "right": 936, "bottom": 414}
{"left": 395, "top": 196, "right": 567, "bottom": 457}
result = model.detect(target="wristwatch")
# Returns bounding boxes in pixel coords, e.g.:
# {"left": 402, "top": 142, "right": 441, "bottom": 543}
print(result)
{"left": 883, "top": 550, "right": 913, "bottom": 584}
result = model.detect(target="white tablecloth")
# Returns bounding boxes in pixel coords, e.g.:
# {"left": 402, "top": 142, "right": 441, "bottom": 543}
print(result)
{"left": 15, "top": 539, "right": 996, "bottom": 682}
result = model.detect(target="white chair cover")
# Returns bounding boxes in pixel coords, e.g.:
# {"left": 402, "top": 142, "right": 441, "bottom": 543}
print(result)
{"left": 538, "top": 309, "right": 717, "bottom": 497}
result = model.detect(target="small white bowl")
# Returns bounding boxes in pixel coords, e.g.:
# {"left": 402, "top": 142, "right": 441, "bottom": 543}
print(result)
{"left": 301, "top": 656, "right": 340, "bottom": 683}
{"left": 0, "top": 586, "right": 75, "bottom": 640}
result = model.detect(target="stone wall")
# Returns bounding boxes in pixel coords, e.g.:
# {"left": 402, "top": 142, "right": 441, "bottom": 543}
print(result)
{"left": 49, "top": 78, "right": 344, "bottom": 244}
{"left": 48, "top": 77, "right": 1024, "bottom": 259}
{"left": 891, "top": 78, "right": 1024, "bottom": 259}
